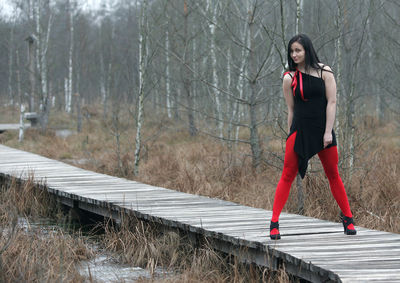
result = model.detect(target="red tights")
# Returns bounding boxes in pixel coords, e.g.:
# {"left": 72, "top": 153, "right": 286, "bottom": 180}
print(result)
{"left": 271, "top": 132, "right": 353, "bottom": 226}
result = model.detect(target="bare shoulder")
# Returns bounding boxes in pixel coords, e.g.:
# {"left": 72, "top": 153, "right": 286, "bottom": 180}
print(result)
{"left": 320, "top": 64, "right": 332, "bottom": 71}
{"left": 319, "top": 64, "right": 334, "bottom": 80}
{"left": 283, "top": 71, "right": 294, "bottom": 81}
{"left": 283, "top": 72, "right": 294, "bottom": 87}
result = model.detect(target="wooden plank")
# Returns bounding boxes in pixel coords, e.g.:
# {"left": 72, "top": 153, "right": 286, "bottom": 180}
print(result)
{"left": 0, "top": 124, "right": 29, "bottom": 130}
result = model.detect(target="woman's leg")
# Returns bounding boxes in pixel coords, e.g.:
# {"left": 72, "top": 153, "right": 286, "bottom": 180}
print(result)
{"left": 318, "top": 146, "right": 354, "bottom": 230}
{"left": 271, "top": 132, "right": 299, "bottom": 223}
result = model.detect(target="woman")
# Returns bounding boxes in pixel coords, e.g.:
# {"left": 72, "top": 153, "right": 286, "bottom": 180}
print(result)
{"left": 270, "top": 34, "right": 356, "bottom": 240}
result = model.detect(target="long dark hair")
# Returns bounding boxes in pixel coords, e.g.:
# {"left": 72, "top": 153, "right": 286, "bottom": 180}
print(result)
{"left": 287, "top": 34, "right": 323, "bottom": 73}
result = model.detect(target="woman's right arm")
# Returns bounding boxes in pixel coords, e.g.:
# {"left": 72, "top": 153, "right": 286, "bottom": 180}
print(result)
{"left": 282, "top": 74, "right": 294, "bottom": 133}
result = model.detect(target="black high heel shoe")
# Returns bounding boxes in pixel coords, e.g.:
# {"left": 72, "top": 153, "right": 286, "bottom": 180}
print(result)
{"left": 342, "top": 215, "right": 357, "bottom": 235}
{"left": 270, "top": 221, "right": 281, "bottom": 240}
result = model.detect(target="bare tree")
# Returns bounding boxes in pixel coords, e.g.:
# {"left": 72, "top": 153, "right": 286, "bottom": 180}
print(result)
{"left": 165, "top": 19, "right": 172, "bottom": 118}
{"left": 65, "top": 0, "right": 74, "bottom": 113}
{"left": 134, "top": 0, "right": 149, "bottom": 176}
{"left": 8, "top": 19, "right": 15, "bottom": 105}
{"left": 34, "top": 0, "right": 53, "bottom": 130}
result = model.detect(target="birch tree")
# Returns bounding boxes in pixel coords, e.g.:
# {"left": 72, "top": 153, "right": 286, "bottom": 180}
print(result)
{"left": 165, "top": 21, "right": 172, "bottom": 118}
{"left": 8, "top": 20, "right": 15, "bottom": 105}
{"left": 1, "top": 0, "right": 399, "bottom": 175}
{"left": 65, "top": 0, "right": 74, "bottom": 113}
{"left": 343, "top": 0, "right": 373, "bottom": 178}
{"left": 182, "top": 0, "right": 197, "bottom": 136}
{"left": 134, "top": 0, "right": 148, "bottom": 176}
{"left": 295, "top": 0, "right": 303, "bottom": 34}
{"left": 34, "top": 0, "right": 53, "bottom": 130}
{"left": 98, "top": 12, "right": 114, "bottom": 120}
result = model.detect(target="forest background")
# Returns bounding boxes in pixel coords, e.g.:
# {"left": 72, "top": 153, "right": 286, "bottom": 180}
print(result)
{"left": 0, "top": 0, "right": 399, "bottom": 233}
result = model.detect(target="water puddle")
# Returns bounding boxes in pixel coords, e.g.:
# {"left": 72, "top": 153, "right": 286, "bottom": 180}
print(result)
{"left": 15, "top": 217, "right": 168, "bottom": 282}
{"left": 79, "top": 255, "right": 160, "bottom": 282}
{"left": 56, "top": 129, "right": 76, "bottom": 138}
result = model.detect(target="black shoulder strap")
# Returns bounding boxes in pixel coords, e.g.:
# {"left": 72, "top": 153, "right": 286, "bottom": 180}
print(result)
{"left": 320, "top": 65, "right": 325, "bottom": 77}
{"left": 283, "top": 71, "right": 293, "bottom": 79}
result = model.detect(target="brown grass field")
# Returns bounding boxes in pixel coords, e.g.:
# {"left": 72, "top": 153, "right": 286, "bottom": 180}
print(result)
{"left": 0, "top": 177, "right": 290, "bottom": 282}
{"left": 0, "top": 178, "right": 92, "bottom": 282}
{"left": 0, "top": 104, "right": 399, "bottom": 282}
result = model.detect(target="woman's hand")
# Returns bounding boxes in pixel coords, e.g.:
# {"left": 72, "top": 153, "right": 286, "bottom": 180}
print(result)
{"left": 323, "top": 132, "right": 333, "bottom": 148}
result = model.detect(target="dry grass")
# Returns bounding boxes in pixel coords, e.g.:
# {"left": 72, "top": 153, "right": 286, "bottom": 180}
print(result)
{"left": 1, "top": 105, "right": 399, "bottom": 281}
{"left": 1, "top": 105, "right": 399, "bottom": 234}
{"left": 0, "top": 228, "right": 91, "bottom": 282}
{"left": 102, "top": 215, "right": 291, "bottom": 283}
{"left": 0, "top": 178, "right": 93, "bottom": 283}
{"left": 0, "top": 177, "right": 291, "bottom": 283}
{"left": 0, "top": 177, "right": 60, "bottom": 220}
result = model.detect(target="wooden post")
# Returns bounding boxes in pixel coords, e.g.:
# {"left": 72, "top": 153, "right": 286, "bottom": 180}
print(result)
{"left": 25, "top": 35, "right": 36, "bottom": 113}
{"left": 19, "top": 104, "right": 25, "bottom": 142}
{"left": 75, "top": 93, "right": 82, "bottom": 133}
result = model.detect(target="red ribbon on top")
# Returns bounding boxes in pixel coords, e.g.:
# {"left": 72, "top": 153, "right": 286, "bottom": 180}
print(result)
{"left": 283, "top": 70, "right": 307, "bottom": 101}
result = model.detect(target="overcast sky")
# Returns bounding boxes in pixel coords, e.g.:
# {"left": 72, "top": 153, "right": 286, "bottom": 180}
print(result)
{"left": 0, "top": 0, "right": 106, "bottom": 19}
{"left": 0, "top": 0, "right": 14, "bottom": 18}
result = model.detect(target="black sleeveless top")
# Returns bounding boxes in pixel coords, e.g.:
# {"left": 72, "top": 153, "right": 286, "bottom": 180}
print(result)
{"left": 287, "top": 69, "right": 337, "bottom": 178}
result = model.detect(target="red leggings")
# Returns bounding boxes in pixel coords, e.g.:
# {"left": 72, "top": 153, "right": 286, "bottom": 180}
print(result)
{"left": 271, "top": 132, "right": 353, "bottom": 222}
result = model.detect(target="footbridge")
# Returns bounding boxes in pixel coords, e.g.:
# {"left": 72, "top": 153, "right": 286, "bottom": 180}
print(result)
{"left": 0, "top": 144, "right": 399, "bottom": 282}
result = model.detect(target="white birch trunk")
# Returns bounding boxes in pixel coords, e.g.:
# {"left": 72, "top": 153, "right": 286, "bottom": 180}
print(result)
{"left": 35, "top": 0, "right": 42, "bottom": 114}
{"left": 35, "top": 0, "right": 40, "bottom": 75}
{"left": 67, "top": 0, "right": 74, "bottom": 113}
{"left": 29, "top": 0, "right": 34, "bottom": 20}
{"left": 134, "top": 0, "right": 148, "bottom": 176}
{"left": 296, "top": 0, "right": 302, "bottom": 34}
{"left": 102, "top": 25, "right": 114, "bottom": 120}
{"left": 234, "top": 5, "right": 250, "bottom": 144}
{"left": 33, "top": 0, "right": 52, "bottom": 130}
{"left": 40, "top": 12, "right": 52, "bottom": 130}
{"left": 19, "top": 104, "right": 25, "bottom": 142}
{"left": 191, "top": 31, "right": 197, "bottom": 117}
{"left": 165, "top": 27, "right": 172, "bottom": 118}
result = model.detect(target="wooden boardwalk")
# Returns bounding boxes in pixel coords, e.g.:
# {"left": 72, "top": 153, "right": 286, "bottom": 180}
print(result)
{"left": 0, "top": 123, "right": 25, "bottom": 131}
{"left": 0, "top": 144, "right": 399, "bottom": 282}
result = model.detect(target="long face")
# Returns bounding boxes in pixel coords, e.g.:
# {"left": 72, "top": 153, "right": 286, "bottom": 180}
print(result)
{"left": 290, "top": 41, "right": 305, "bottom": 66}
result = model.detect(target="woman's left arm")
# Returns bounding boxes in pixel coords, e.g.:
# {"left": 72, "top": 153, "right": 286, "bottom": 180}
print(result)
{"left": 323, "top": 65, "right": 337, "bottom": 148}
